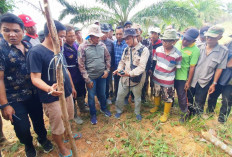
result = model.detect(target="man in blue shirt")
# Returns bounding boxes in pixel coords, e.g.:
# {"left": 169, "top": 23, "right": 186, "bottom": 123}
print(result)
{"left": 113, "top": 26, "right": 127, "bottom": 101}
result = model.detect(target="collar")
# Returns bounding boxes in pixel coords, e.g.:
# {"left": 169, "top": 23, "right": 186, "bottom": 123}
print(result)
{"left": 161, "top": 46, "right": 176, "bottom": 55}
{"left": 86, "top": 40, "right": 103, "bottom": 46}
{"left": 129, "top": 42, "right": 142, "bottom": 51}
{"left": 180, "top": 40, "right": 196, "bottom": 48}
{"left": 205, "top": 44, "right": 220, "bottom": 52}
{"left": 152, "top": 39, "right": 162, "bottom": 45}
{"left": 116, "top": 40, "right": 126, "bottom": 46}
{"left": 26, "top": 33, "right": 38, "bottom": 39}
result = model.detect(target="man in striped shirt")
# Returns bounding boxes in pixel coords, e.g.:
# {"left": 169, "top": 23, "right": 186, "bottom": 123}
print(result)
{"left": 150, "top": 29, "right": 182, "bottom": 123}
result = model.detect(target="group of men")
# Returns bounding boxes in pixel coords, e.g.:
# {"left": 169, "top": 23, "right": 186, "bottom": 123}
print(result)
{"left": 0, "top": 12, "right": 231, "bottom": 157}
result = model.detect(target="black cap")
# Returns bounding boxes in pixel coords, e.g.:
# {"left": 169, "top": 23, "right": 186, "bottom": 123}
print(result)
{"left": 108, "top": 24, "right": 114, "bottom": 31}
{"left": 124, "top": 21, "right": 132, "bottom": 27}
{"left": 100, "top": 23, "right": 110, "bottom": 32}
{"left": 200, "top": 26, "right": 210, "bottom": 37}
{"left": 183, "top": 28, "right": 199, "bottom": 41}
{"left": 123, "top": 28, "right": 138, "bottom": 39}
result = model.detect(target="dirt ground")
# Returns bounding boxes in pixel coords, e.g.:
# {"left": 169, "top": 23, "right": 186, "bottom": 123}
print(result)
{"left": 1, "top": 98, "right": 232, "bottom": 157}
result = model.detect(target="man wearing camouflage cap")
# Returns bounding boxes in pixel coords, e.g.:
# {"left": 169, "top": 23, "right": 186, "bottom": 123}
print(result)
{"left": 188, "top": 25, "right": 228, "bottom": 115}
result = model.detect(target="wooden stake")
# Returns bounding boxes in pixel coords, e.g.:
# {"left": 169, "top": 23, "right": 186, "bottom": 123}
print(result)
{"left": 202, "top": 130, "right": 232, "bottom": 156}
{"left": 43, "top": 0, "right": 78, "bottom": 156}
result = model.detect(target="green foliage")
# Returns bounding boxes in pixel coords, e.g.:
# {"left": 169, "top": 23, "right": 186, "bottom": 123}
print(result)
{"left": 0, "top": 0, "right": 15, "bottom": 15}
{"left": 58, "top": 0, "right": 143, "bottom": 26}
{"left": 57, "top": 0, "right": 228, "bottom": 31}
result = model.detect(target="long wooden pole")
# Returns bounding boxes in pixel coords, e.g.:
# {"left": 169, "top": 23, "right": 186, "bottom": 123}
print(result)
{"left": 43, "top": 0, "right": 78, "bottom": 156}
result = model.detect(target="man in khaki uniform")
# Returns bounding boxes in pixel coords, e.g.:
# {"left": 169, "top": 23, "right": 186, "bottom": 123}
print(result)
{"left": 113, "top": 28, "right": 149, "bottom": 121}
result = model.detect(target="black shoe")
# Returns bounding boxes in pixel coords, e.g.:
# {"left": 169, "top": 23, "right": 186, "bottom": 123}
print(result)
{"left": 218, "top": 117, "right": 225, "bottom": 124}
{"left": 25, "top": 145, "right": 36, "bottom": 157}
{"left": 39, "top": 139, "right": 53, "bottom": 153}
{"left": 179, "top": 111, "right": 190, "bottom": 123}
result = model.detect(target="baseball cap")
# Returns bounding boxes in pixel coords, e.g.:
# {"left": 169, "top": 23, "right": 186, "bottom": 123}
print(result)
{"left": 18, "top": 14, "right": 36, "bottom": 27}
{"left": 183, "top": 28, "right": 199, "bottom": 41}
{"left": 200, "top": 26, "right": 210, "bottom": 37}
{"left": 149, "top": 27, "right": 161, "bottom": 34}
{"left": 204, "top": 25, "right": 224, "bottom": 38}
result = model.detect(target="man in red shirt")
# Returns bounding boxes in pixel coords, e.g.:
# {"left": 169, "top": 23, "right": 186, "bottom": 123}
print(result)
{"left": 18, "top": 14, "right": 40, "bottom": 46}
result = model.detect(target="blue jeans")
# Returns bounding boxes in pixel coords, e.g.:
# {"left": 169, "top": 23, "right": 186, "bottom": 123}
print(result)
{"left": 87, "top": 76, "right": 107, "bottom": 116}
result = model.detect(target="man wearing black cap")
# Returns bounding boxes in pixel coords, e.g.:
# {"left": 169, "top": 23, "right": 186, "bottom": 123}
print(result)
{"left": 196, "top": 26, "right": 210, "bottom": 47}
{"left": 189, "top": 25, "right": 228, "bottom": 115}
{"left": 74, "top": 27, "right": 84, "bottom": 44}
{"left": 108, "top": 24, "right": 115, "bottom": 41}
{"left": 175, "top": 28, "right": 200, "bottom": 122}
{"left": 100, "top": 23, "right": 115, "bottom": 105}
{"left": 124, "top": 21, "right": 132, "bottom": 29}
{"left": 113, "top": 28, "right": 149, "bottom": 121}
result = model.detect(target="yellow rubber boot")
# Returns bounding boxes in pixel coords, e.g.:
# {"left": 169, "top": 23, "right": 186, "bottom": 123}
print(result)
{"left": 160, "top": 102, "right": 172, "bottom": 123}
{"left": 150, "top": 96, "right": 161, "bottom": 113}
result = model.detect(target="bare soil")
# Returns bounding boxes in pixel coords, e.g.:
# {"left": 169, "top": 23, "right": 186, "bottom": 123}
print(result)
{"left": 1, "top": 98, "right": 231, "bottom": 157}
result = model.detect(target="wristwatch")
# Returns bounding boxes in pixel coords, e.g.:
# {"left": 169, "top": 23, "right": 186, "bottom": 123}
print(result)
{"left": 213, "top": 82, "right": 217, "bottom": 85}
{"left": 0, "top": 103, "right": 10, "bottom": 110}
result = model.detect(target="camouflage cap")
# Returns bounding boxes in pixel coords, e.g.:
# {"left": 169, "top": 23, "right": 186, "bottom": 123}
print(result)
{"left": 204, "top": 25, "right": 224, "bottom": 38}
{"left": 160, "top": 29, "right": 179, "bottom": 40}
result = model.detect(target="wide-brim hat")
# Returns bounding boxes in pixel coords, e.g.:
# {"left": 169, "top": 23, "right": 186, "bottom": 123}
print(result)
{"left": 204, "top": 25, "right": 224, "bottom": 38}
{"left": 160, "top": 29, "right": 179, "bottom": 40}
{"left": 87, "top": 24, "right": 104, "bottom": 37}
{"left": 123, "top": 28, "right": 138, "bottom": 39}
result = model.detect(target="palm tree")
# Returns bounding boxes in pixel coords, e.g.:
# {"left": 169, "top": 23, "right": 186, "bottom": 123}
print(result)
{"left": 132, "top": 0, "right": 198, "bottom": 31}
{"left": 58, "top": 0, "right": 143, "bottom": 26}
{"left": 188, "top": 0, "right": 222, "bottom": 24}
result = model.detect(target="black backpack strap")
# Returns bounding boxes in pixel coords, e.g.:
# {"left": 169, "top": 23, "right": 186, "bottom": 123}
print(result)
{"left": 137, "top": 45, "right": 145, "bottom": 56}
{"left": 124, "top": 47, "right": 129, "bottom": 55}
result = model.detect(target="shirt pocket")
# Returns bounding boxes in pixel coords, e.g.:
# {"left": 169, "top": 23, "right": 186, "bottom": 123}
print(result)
{"left": 208, "top": 58, "right": 219, "bottom": 73}
{"left": 133, "top": 54, "right": 141, "bottom": 66}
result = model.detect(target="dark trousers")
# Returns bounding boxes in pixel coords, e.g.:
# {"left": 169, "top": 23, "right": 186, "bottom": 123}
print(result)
{"left": 11, "top": 93, "right": 47, "bottom": 146}
{"left": 75, "top": 80, "right": 86, "bottom": 98}
{"left": 187, "top": 82, "right": 211, "bottom": 114}
{"left": 208, "top": 84, "right": 232, "bottom": 122}
{"left": 114, "top": 75, "right": 121, "bottom": 99}
{"left": 174, "top": 80, "right": 188, "bottom": 113}
{"left": 106, "top": 72, "right": 112, "bottom": 99}
{"left": 141, "top": 71, "right": 149, "bottom": 101}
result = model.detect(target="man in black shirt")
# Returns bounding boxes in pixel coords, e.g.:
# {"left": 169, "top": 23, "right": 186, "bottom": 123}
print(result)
{"left": 0, "top": 13, "right": 53, "bottom": 157}
{"left": 28, "top": 20, "right": 79, "bottom": 157}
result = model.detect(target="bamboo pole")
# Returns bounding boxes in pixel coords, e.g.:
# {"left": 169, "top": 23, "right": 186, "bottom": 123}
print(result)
{"left": 43, "top": 0, "right": 78, "bottom": 156}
